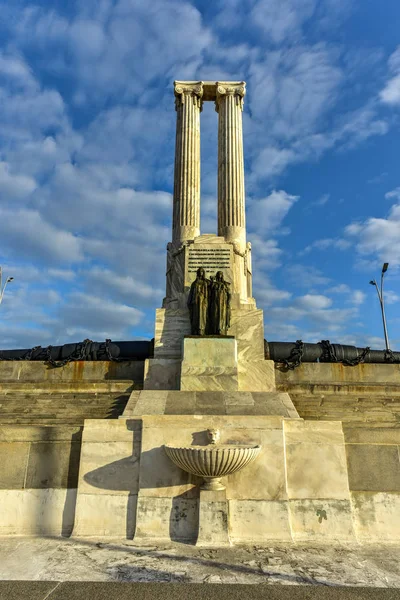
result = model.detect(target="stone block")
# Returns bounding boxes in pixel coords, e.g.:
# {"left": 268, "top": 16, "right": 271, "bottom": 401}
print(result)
{"left": 81, "top": 419, "right": 141, "bottom": 442}
{"left": 284, "top": 420, "right": 345, "bottom": 445}
{"left": 180, "top": 371, "right": 238, "bottom": 392}
{"left": 289, "top": 499, "right": 355, "bottom": 541}
{"left": 143, "top": 358, "right": 181, "bottom": 390}
{"left": 0, "top": 488, "right": 76, "bottom": 535}
{"left": 164, "top": 391, "right": 196, "bottom": 414}
{"left": 196, "top": 489, "right": 230, "bottom": 546}
{"left": 351, "top": 491, "right": 400, "bottom": 541}
{"left": 154, "top": 308, "right": 191, "bottom": 359}
{"left": 25, "top": 441, "right": 81, "bottom": 489}
{"left": 237, "top": 360, "right": 276, "bottom": 392}
{"left": 181, "top": 337, "right": 238, "bottom": 392}
{"left": 346, "top": 444, "right": 400, "bottom": 492}
{"left": 138, "top": 425, "right": 200, "bottom": 498}
{"left": 344, "top": 427, "right": 400, "bottom": 445}
{"left": 134, "top": 496, "right": 198, "bottom": 542}
{"left": 0, "top": 442, "right": 30, "bottom": 490}
{"left": 125, "top": 391, "right": 169, "bottom": 416}
{"left": 182, "top": 336, "right": 237, "bottom": 367}
{"left": 229, "top": 500, "right": 292, "bottom": 542}
{"left": 73, "top": 493, "right": 136, "bottom": 538}
{"left": 229, "top": 308, "right": 265, "bottom": 361}
{"left": 275, "top": 361, "right": 400, "bottom": 386}
{"left": 0, "top": 360, "right": 145, "bottom": 383}
{"left": 78, "top": 441, "right": 140, "bottom": 496}
{"left": 226, "top": 428, "right": 286, "bottom": 501}
{"left": 0, "top": 426, "right": 82, "bottom": 443}
{"left": 284, "top": 421, "right": 350, "bottom": 500}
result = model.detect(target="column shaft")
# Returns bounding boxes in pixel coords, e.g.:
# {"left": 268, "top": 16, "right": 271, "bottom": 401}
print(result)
{"left": 173, "top": 82, "right": 202, "bottom": 244}
{"left": 216, "top": 82, "right": 246, "bottom": 254}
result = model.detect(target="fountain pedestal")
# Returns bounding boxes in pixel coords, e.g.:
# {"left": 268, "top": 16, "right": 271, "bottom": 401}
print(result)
{"left": 197, "top": 489, "right": 231, "bottom": 547}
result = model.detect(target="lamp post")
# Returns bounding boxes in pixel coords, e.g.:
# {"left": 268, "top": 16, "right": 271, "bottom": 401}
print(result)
{"left": 369, "top": 262, "right": 390, "bottom": 351}
{"left": 0, "top": 267, "right": 14, "bottom": 305}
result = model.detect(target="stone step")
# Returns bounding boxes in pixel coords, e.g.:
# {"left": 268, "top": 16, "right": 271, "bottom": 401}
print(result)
{"left": 0, "top": 380, "right": 136, "bottom": 393}
{"left": 278, "top": 383, "right": 400, "bottom": 395}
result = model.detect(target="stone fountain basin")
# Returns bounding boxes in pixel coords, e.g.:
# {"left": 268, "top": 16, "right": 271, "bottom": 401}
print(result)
{"left": 164, "top": 444, "right": 261, "bottom": 481}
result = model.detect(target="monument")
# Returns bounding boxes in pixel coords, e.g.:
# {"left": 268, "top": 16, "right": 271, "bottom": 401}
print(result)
{"left": 145, "top": 81, "right": 274, "bottom": 393}
{"left": 3, "top": 80, "right": 400, "bottom": 549}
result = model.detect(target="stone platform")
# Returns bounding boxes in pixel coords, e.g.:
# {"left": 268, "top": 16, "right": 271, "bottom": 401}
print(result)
{"left": 123, "top": 390, "right": 299, "bottom": 417}
{"left": 1, "top": 538, "right": 400, "bottom": 594}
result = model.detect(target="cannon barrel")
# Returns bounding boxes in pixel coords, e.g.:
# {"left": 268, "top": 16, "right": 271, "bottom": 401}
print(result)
{"left": 265, "top": 341, "right": 400, "bottom": 364}
{"left": 0, "top": 340, "right": 153, "bottom": 362}
{"left": 0, "top": 339, "right": 399, "bottom": 366}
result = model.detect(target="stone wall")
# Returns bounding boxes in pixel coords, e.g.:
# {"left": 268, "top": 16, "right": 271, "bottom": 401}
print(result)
{"left": 0, "top": 360, "right": 145, "bottom": 383}
{"left": 0, "top": 426, "right": 81, "bottom": 535}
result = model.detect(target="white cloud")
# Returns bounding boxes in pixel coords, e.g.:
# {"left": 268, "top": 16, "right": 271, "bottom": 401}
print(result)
{"left": 0, "top": 208, "right": 83, "bottom": 264}
{"left": 295, "top": 294, "right": 332, "bottom": 310}
{"left": 380, "top": 46, "right": 400, "bottom": 106}
{"left": 0, "top": 161, "right": 37, "bottom": 199}
{"left": 301, "top": 237, "right": 351, "bottom": 254}
{"left": 345, "top": 199, "right": 400, "bottom": 267}
{"left": 351, "top": 290, "right": 366, "bottom": 305}
{"left": 247, "top": 190, "right": 299, "bottom": 235}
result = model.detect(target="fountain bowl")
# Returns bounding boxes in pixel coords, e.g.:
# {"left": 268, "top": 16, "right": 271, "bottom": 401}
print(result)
{"left": 164, "top": 443, "right": 261, "bottom": 490}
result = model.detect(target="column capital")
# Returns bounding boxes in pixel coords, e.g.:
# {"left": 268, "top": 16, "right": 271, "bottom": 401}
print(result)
{"left": 174, "top": 81, "right": 203, "bottom": 111}
{"left": 215, "top": 81, "right": 246, "bottom": 112}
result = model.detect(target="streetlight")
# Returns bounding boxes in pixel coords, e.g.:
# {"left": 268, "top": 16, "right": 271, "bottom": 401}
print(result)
{"left": 0, "top": 266, "right": 14, "bottom": 305}
{"left": 369, "top": 262, "right": 390, "bottom": 351}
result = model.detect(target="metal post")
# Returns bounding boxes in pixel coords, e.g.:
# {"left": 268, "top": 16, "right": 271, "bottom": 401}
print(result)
{"left": 0, "top": 266, "right": 14, "bottom": 305}
{"left": 369, "top": 262, "right": 390, "bottom": 351}
{"left": 380, "top": 263, "right": 390, "bottom": 351}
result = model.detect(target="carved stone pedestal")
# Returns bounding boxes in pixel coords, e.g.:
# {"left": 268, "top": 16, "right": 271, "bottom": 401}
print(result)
{"left": 196, "top": 489, "right": 231, "bottom": 547}
{"left": 180, "top": 337, "right": 238, "bottom": 391}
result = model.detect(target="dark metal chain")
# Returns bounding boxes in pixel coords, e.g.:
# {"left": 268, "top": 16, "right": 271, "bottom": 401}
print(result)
{"left": 342, "top": 346, "right": 370, "bottom": 366}
{"left": 282, "top": 340, "right": 304, "bottom": 370}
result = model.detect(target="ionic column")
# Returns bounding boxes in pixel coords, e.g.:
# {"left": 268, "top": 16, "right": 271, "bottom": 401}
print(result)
{"left": 172, "top": 81, "right": 203, "bottom": 244}
{"left": 216, "top": 82, "right": 246, "bottom": 254}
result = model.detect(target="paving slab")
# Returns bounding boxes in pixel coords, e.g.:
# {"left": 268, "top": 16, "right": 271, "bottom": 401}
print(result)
{"left": 1, "top": 538, "right": 400, "bottom": 590}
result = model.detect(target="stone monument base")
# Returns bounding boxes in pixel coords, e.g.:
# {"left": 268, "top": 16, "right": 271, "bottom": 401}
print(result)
{"left": 180, "top": 337, "right": 238, "bottom": 391}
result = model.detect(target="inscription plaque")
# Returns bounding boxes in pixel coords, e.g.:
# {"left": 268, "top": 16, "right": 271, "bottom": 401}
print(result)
{"left": 185, "top": 243, "right": 234, "bottom": 287}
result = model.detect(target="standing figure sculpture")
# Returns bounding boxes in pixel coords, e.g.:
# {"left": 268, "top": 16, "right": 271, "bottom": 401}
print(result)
{"left": 187, "top": 267, "right": 210, "bottom": 335}
{"left": 209, "top": 271, "right": 231, "bottom": 335}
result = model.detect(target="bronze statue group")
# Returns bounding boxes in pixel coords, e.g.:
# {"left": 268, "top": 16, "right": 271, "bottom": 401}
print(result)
{"left": 187, "top": 267, "right": 231, "bottom": 336}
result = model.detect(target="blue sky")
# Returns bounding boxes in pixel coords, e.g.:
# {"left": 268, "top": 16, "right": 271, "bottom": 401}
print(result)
{"left": 1, "top": 0, "right": 400, "bottom": 350}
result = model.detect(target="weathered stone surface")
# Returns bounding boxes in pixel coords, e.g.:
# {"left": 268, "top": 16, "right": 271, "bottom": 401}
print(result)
{"left": 0, "top": 488, "right": 76, "bottom": 535}
{"left": 122, "top": 391, "right": 298, "bottom": 416}
{"left": 289, "top": 499, "right": 355, "bottom": 541}
{"left": 73, "top": 493, "right": 136, "bottom": 538}
{"left": 154, "top": 308, "right": 191, "bottom": 359}
{"left": 230, "top": 308, "right": 265, "bottom": 361}
{"left": 351, "top": 491, "right": 400, "bottom": 541}
{"left": 346, "top": 444, "right": 400, "bottom": 492}
{"left": 276, "top": 362, "right": 400, "bottom": 385}
{"left": 72, "top": 419, "right": 141, "bottom": 538}
{"left": 0, "top": 360, "right": 144, "bottom": 383}
{"left": 180, "top": 337, "right": 238, "bottom": 391}
{"left": 180, "top": 372, "right": 239, "bottom": 392}
{"left": 77, "top": 441, "right": 140, "bottom": 496}
{"left": 196, "top": 489, "right": 230, "bottom": 546}
{"left": 229, "top": 499, "right": 292, "bottom": 542}
{"left": 25, "top": 440, "right": 81, "bottom": 489}
{"left": 143, "top": 358, "right": 181, "bottom": 390}
{"left": 134, "top": 496, "right": 198, "bottom": 542}
{"left": 284, "top": 421, "right": 350, "bottom": 500}
{"left": 237, "top": 360, "right": 276, "bottom": 392}
{"left": 0, "top": 441, "right": 30, "bottom": 489}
